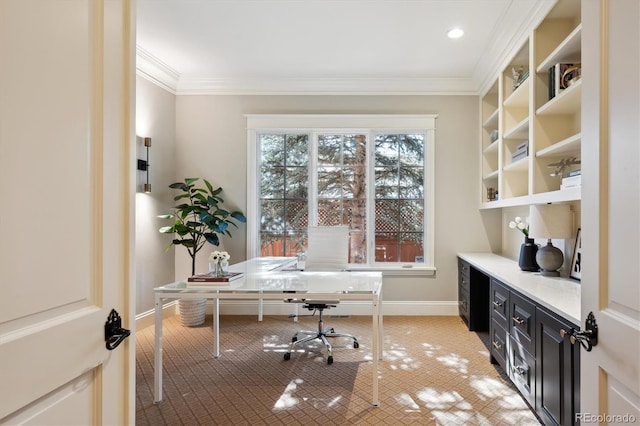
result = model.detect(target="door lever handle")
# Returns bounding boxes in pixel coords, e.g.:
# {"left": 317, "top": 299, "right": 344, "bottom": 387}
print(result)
{"left": 105, "top": 309, "right": 131, "bottom": 351}
{"left": 562, "top": 311, "right": 598, "bottom": 352}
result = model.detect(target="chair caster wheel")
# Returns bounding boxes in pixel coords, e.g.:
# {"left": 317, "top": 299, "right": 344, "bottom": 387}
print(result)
{"left": 291, "top": 336, "right": 297, "bottom": 342}
{"left": 284, "top": 353, "right": 291, "bottom": 361}
{"left": 329, "top": 328, "right": 335, "bottom": 333}
{"left": 327, "top": 356, "right": 333, "bottom": 365}
{"left": 353, "top": 341, "right": 359, "bottom": 349}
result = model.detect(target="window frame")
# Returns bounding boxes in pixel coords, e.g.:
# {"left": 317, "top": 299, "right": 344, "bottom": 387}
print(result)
{"left": 246, "top": 114, "right": 437, "bottom": 275}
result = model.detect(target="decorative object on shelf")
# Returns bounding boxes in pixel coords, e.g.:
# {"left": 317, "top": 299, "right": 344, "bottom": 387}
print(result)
{"left": 512, "top": 66, "right": 528, "bottom": 90}
{"left": 509, "top": 216, "right": 539, "bottom": 271}
{"left": 561, "top": 64, "right": 582, "bottom": 89}
{"left": 548, "top": 157, "right": 581, "bottom": 177}
{"left": 487, "top": 187, "right": 498, "bottom": 202}
{"left": 548, "top": 62, "right": 580, "bottom": 99}
{"left": 209, "top": 250, "right": 230, "bottom": 277}
{"left": 490, "top": 130, "right": 499, "bottom": 143}
{"left": 570, "top": 228, "right": 582, "bottom": 281}
{"left": 511, "top": 141, "right": 529, "bottom": 162}
{"left": 529, "top": 204, "right": 573, "bottom": 277}
{"left": 137, "top": 136, "right": 152, "bottom": 193}
{"left": 158, "top": 177, "right": 247, "bottom": 326}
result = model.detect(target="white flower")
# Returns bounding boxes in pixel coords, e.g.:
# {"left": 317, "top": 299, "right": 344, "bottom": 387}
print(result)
{"left": 509, "top": 216, "right": 529, "bottom": 237}
{"left": 208, "top": 250, "right": 230, "bottom": 263}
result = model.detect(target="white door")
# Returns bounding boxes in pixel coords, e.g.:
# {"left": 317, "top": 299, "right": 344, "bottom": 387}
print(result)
{"left": 0, "top": 1, "right": 135, "bottom": 424}
{"left": 581, "top": 0, "right": 640, "bottom": 423}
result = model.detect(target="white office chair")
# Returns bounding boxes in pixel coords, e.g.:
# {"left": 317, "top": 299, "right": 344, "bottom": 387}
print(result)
{"left": 283, "top": 226, "right": 359, "bottom": 364}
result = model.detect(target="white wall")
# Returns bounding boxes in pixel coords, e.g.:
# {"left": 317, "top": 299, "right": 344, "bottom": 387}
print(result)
{"left": 174, "top": 94, "right": 501, "bottom": 311}
{"left": 135, "top": 76, "right": 176, "bottom": 314}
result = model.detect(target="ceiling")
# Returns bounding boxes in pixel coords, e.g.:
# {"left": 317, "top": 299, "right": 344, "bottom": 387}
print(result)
{"left": 136, "top": 0, "right": 555, "bottom": 95}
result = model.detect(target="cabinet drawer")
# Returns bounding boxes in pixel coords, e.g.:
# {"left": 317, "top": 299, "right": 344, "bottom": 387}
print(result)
{"left": 491, "top": 279, "right": 510, "bottom": 328}
{"left": 509, "top": 336, "right": 536, "bottom": 408}
{"left": 458, "top": 285, "right": 469, "bottom": 323}
{"left": 458, "top": 258, "right": 470, "bottom": 292}
{"left": 490, "top": 318, "right": 509, "bottom": 371}
{"left": 458, "top": 258, "right": 470, "bottom": 278}
{"left": 510, "top": 291, "right": 536, "bottom": 355}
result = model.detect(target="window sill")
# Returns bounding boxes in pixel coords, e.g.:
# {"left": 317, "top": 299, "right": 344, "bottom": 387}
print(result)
{"left": 348, "top": 265, "right": 436, "bottom": 277}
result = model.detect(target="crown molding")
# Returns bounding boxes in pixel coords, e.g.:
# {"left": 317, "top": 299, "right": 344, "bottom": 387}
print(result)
{"left": 135, "top": 46, "right": 179, "bottom": 94}
{"left": 175, "top": 76, "right": 478, "bottom": 96}
{"left": 475, "top": 0, "right": 556, "bottom": 96}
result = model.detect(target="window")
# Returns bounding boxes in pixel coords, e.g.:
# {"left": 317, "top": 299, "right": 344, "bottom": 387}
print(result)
{"left": 247, "top": 115, "right": 436, "bottom": 272}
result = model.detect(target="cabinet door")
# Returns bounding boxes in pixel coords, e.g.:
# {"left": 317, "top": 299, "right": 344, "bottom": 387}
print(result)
{"left": 491, "top": 279, "right": 510, "bottom": 329}
{"left": 510, "top": 336, "right": 536, "bottom": 408}
{"left": 536, "top": 308, "right": 580, "bottom": 426}
{"left": 510, "top": 290, "right": 536, "bottom": 355}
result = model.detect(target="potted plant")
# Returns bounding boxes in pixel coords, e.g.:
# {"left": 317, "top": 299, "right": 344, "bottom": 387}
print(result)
{"left": 159, "top": 177, "right": 246, "bottom": 326}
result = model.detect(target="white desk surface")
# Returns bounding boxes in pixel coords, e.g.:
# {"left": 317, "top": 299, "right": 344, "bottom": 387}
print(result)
{"left": 458, "top": 252, "right": 581, "bottom": 325}
{"left": 153, "top": 257, "right": 384, "bottom": 406}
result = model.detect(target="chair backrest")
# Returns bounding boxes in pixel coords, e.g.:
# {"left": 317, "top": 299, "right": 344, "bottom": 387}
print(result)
{"left": 304, "top": 226, "right": 349, "bottom": 271}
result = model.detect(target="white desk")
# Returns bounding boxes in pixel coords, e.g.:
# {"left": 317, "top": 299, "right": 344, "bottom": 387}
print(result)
{"left": 153, "top": 259, "right": 384, "bottom": 406}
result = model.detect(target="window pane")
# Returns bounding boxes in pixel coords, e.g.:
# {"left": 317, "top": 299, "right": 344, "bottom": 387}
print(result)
{"left": 261, "top": 134, "right": 285, "bottom": 165}
{"left": 343, "top": 166, "right": 366, "bottom": 198}
{"left": 285, "top": 167, "right": 308, "bottom": 198}
{"left": 375, "top": 167, "right": 399, "bottom": 198}
{"left": 259, "top": 134, "right": 309, "bottom": 256}
{"left": 318, "top": 199, "right": 345, "bottom": 226}
{"left": 374, "top": 232, "right": 398, "bottom": 262}
{"left": 317, "top": 167, "right": 342, "bottom": 198}
{"left": 374, "top": 135, "right": 398, "bottom": 165}
{"left": 284, "top": 200, "right": 308, "bottom": 231}
{"left": 317, "top": 134, "right": 341, "bottom": 164}
{"left": 399, "top": 166, "right": 424, "bottom": 198}
{"left": 374, "top": 133, "right": 425, "bottom": 263}
{"left": 400, "top": 232, "right": 424, "bottom": 262}
{"left": 399, "top": 200, "right": 423, "bottom": 231}
{"left": 260, "top": 166, "right": 284, "bottom": 199}
{"left": 399, "top": 134, "right": 424, "bottom": 166}
{"left": 285, "top": 134, "right": 308, "bottom": 166}
{"left": 343, "top": 134, "right": 366, "bottom": 166}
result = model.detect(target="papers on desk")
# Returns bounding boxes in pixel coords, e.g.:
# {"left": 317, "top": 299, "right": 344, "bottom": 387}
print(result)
{"left": 187, "top": 272, "right": 244, "bottom": 287}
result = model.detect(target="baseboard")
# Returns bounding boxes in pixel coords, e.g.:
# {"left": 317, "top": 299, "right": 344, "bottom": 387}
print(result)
{"left": 136, "top": 301, "right": 457, "bottom": 327}
{"left": 135, "top": 301, "right": 178, "bottom": 330}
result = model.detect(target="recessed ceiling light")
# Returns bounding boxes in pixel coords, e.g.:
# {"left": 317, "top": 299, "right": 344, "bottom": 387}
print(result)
{"left": 447, "top": 28, "right": 464, "bottom": 39}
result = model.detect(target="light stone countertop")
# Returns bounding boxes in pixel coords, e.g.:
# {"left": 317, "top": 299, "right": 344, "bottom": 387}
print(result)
{"left": 458, "top": 252, "right": 581, "bottom": 325}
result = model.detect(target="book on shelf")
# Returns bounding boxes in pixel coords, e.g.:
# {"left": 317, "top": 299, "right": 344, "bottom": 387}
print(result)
{"left": 187, "top": 271, "right": 244, "bottom": 284}
{"left": 549, "top": 63, "right": 580, "bottom": 99}
{"left": 567, "top": 169, "right": 581, "bottom": 177}
{"left": 561, "top": 174, "right": 582, "bottom": 189}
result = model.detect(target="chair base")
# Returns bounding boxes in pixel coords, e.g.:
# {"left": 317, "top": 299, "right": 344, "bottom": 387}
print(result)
{"left": 283, "top": 305, "right": 358, "bottom": 364}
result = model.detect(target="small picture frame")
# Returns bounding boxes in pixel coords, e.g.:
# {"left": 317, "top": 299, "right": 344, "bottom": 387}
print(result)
{"left": 570, "top": 228, "right": 582, "bottom": 281}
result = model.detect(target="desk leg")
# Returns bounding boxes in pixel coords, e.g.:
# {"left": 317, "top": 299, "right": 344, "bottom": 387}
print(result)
{"left": 153, "top": 296, "right": 163, "bottom": 403}
{"left": 213, "top": 297, "right": 220, "bottom": 358}
{"left": 372, "top": 295, "right": 380, "bottom": 407}
{"left": 378, "top": 289, "right": 384, "bottom": 361}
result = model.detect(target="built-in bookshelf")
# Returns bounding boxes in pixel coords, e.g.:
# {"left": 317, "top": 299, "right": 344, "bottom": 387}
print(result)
{"left": 479, "top": 0, "right": 581, "bottom": 208}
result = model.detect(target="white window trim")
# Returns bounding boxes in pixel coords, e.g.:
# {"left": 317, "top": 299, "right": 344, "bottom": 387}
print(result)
{"left": 246, "top": 114, "right": 437, "bottom": 275}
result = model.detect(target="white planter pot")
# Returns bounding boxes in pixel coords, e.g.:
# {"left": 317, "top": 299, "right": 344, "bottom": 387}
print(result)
{"left": 178, "top": 298, "right": 206, "bottom": 327}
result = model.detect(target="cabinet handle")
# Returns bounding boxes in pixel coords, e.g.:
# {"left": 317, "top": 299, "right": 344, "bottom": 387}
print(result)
{"left": 493, "top": 301, "right": 503, "bottom": 308}
{"left": 492, "top": 341, "right": 502, "bottom": 350}
{"left": 461, "top": 278, "right": 467, "bottom": 285}
{"left": 513, "top": 316, "right": 525, "bottom": 325}
{"left": 514, "top": 365, "right": 527, "bottom": 376}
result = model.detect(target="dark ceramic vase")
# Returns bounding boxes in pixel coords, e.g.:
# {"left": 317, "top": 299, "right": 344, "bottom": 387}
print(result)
{"left": 519, "top": 237, "right": 540, "bottom": 272}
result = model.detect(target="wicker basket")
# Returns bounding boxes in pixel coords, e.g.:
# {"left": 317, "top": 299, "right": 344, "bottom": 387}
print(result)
{"left": 178, "top": 298, "right": 207, "bottom": 327}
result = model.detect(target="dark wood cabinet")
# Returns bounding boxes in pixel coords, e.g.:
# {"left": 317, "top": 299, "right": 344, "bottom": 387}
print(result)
{"left": 457, "top": 258, "right": 489, "bottom": 332}
{"left": 536, "top": 308, "right": 581, "bottom": 426}
{"left": 487, "top": 273, "right": 580, "bottom": 425}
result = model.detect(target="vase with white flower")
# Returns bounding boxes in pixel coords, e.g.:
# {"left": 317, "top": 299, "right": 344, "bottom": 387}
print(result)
{"left": 509, "top": 216, "right": 539, "bottom": 272}
{"left": 209, "top": 250, "right": 230, "bottom": 277}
